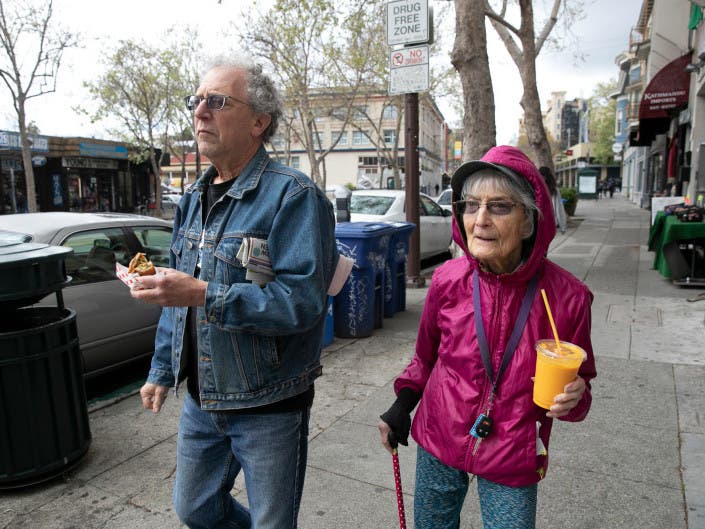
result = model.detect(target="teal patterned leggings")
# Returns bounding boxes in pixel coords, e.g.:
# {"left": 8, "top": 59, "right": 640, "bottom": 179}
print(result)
{"left": 414, "top": 445, "right": 537, "bottom": 529}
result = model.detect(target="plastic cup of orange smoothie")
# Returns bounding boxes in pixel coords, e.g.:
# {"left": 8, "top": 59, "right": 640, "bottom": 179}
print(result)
{"left": 533, "top": 340, "right": 587, "bottom": 409}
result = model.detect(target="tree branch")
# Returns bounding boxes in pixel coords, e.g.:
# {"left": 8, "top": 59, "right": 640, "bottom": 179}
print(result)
{"left": 484, "top": 0, "right": 520, "bottom": 36}
{"left": 535, "top": 0, "right": 561, "bottom": 55}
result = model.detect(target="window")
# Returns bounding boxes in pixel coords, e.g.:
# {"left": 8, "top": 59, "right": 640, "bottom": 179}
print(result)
{"left": 383, "top": 129, "right": 396, "bottom": 144}
{"left": 359, "top": 156, "right": 389, "bottom": 166}
{"left": 353, "top": 130, "right": 369, "bottom": 145}
{"left": 352, "top": 106, "right": 368, "bottom": 120}
{"left": 382, "top": 105, "right": 398, "bottom": 120}
{"left": 271, "top": 135, "right": 285, "bottom": 148}
{"left": 629, "top": 65, "right": 641, "bottom": 84}
{"left": 420, "top": 195, "right": 444, "bottom": 217}
{"left": 62, "top": 228, "right": 132, "bottom": 285}
{"left": 132, "top": 227, "right": 173, "bottom": 268}
{"left": 332, "top": 130, "right": 348, "bottom": 146}
{"left": 274, "top": 156, "right": 300, "bottom": 169}
{"left": 313, "top": 131, "right": 324, "bottom": 149}
{"left": 349, "top": 195, "right": 395, "bottom": 215}
{"left": 331, "top": 108, "right": 347, "bottom": 121}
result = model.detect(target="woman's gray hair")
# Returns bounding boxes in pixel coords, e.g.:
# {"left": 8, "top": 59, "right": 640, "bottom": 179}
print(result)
{"left": 205, "top": 56, "right": 282, "bottom": 143}
{"left": 460, "top": 168, "right": 540, "bottom": 239}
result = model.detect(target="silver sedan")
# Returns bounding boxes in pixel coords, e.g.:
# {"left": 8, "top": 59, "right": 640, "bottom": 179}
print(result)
{"left": 0, "top": 212, "right": 173, "bottom": 378}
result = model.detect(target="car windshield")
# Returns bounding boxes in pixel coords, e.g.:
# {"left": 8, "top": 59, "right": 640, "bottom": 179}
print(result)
{"left": 349, "top": 195, "right": 395, "bottom": 215}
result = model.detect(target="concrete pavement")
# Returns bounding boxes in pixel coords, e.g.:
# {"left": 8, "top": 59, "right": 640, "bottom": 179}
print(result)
{"left": 1, "top": 194, "right": 704, "bottom": 528}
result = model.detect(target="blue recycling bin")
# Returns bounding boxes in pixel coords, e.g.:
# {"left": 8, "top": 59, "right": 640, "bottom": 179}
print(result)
{"left": 384, "top": 222, "right": 415, "bottom": 318}
{"left": 334, "top": 222, "right": 393, "bottom": 338}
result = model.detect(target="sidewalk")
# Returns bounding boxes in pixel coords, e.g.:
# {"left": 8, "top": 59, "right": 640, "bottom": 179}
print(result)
{"left": 1, "top": 194, "right": 704, "bottom": 529}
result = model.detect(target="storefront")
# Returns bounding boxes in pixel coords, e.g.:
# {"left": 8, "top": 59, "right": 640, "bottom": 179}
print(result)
{"left": 629, "top": 53, "right": 691, "bottom": 202}
{"left": 47, "top": 137, "right": 155, "bottom": 214}
{"left": 0, "top": 131, "right": 50, "bottom": 214}
{"left": 0, "top": 132, "right": 156, "bottom": 215}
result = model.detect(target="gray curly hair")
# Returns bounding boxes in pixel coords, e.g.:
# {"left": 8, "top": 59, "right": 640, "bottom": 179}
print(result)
{"left": 204, "top": 56, "right": 282, "bottom": 143}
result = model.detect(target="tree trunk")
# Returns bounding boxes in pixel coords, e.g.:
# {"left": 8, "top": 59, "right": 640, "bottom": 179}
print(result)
{"left": 18, "top": 104, "right": 38, "bottom": 213}
{"left": 518, "top": 64, "right": 553, "bottom": 171}
{"left": 516, "top": 0, "right": 554, "bottom": 172}
{"left": 451, "top": 0, "right": 496, "bottom": 161}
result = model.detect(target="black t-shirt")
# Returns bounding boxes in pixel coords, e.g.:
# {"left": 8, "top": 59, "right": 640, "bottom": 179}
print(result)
{"left": 183, "top": 179, "right": 314, "bottom": 412}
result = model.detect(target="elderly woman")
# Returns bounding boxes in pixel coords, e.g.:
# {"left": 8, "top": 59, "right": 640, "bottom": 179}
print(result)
{"left": 378, "top": 146, "right": 596, "bottom": 529}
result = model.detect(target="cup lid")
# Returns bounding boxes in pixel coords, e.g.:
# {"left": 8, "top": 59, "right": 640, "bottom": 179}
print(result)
{"left": 536, "top": 339, "right": 587, "bottom": 361}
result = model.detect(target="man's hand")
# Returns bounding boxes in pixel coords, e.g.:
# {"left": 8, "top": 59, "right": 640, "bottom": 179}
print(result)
{"left": 130, "top": 267, "right": 207, "bottom": 307}
{"left": 547, "top": 376, "right": 586, "bottom": 418}
{"left": 140, "top": 382, "right": 169, "bottom": 414}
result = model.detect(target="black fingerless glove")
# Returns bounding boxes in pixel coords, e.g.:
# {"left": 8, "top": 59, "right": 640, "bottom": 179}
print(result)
{"left": 380, "top": 387, "right": 422, "bottom": 448}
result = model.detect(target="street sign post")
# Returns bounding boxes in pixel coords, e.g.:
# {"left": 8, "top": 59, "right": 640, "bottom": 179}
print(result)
{"left": 386, "top": 0, "right": 429, "bottom": 46}
{"left": 388, "top": 45, "right": 429, "bottom": 96}
{"left": 385, "top": 0, "right": 430, "bottom": 286}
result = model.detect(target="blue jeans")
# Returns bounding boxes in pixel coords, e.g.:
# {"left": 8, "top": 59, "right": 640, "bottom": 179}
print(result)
{"left": 414, "top": 445, "right": 537, "bottom": 529}
{"left": 174, "top": 393, "right": 310, "bottom": 529}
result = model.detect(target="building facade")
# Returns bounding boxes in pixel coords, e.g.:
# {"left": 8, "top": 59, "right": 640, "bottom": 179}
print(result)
{"left": 271, "top": 91, "right": 449, "bottom": 196}
{"left": 0, "top": 131, "right": 155, "bottom": 215}
{"left": 612, "top": 0, "right": 695, "bottom": 208}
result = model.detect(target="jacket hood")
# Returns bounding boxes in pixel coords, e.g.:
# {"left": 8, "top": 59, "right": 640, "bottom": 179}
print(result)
{"left": 450, "top": 145, "right": 555, "bottom": 281}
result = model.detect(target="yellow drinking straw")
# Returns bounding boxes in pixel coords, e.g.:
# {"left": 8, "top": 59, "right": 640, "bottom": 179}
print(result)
{"left": 540, "top": 289, "right": 562, "bottom": 353}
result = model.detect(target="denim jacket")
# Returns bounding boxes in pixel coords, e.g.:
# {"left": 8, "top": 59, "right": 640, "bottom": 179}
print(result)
{"left": 148, "top": 146, "right": 339, "bottom": 410}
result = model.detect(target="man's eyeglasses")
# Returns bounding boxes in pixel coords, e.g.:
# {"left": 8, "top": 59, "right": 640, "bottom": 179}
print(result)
{"left": 452, "top": 200, "right": 518, "bottom": 216}
{"left": 184, "top": 94, "right": 249, "bottom": 111}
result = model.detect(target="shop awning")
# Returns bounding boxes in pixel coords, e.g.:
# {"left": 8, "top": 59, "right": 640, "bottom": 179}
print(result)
{"left": 630, "top": 53, "right": 691, "bottom": 146}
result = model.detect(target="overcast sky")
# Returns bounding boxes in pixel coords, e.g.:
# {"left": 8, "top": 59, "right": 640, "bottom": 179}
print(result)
{"left": 5, "top": 0, "right": 644, "bottom": 146}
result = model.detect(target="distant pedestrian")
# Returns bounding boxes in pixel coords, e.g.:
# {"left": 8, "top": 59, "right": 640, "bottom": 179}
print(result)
{"left": 608, "top": 177, "right": 616, "bottom": 198}
{"left": 599, "top": 179, "right": 608, "bottom": 198}
{"left": 539, "top": 166, "right": 567, "bottom": 234}
{"left": 378, "top": 145, "right": 596, "bottom": 529}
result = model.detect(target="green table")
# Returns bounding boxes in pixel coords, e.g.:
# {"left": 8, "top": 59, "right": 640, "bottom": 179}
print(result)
{"left": 649, "top": 212, "right": 705, "bottom": 278}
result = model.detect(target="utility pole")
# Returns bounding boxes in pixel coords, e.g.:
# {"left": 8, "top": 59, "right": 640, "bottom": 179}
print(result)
{"left": 386, "top": 0, "right": 432, "bottom": 288}
{"left": 404, "top": 93, "right": 423, "bottom": 286}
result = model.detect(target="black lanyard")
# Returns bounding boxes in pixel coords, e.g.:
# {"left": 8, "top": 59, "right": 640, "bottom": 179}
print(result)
{"left": 472, "top": 269, "right": 539, "bottom": 396}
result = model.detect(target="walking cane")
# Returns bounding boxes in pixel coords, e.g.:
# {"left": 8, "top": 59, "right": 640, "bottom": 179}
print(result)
{"left": 388, "top": 432, "right": 407, "bottom": 529}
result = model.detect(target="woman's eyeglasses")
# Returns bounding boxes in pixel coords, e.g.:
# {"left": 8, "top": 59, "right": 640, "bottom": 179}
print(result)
{"left": 184, "top": 94, "right": 249, "bottom": 111}
{"left": 452, "top": 200, "right": 518, "bottom": 216}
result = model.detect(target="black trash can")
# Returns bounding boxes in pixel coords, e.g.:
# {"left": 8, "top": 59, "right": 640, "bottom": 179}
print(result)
{"left": 0, "top": 235, "right": 91, "bottom": 489}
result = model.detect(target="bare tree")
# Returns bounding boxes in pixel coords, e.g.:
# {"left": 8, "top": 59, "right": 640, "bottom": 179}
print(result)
{"left": 483, "top": 0, "right": 584, "bottom": 171}
{"left": 0, "top": 0, "right": 77, "bottom": 212}
{"left": 242, "top": 0, "right": 376, "bottom": 188}
{"left": 164, "top": 28, "right": 202, "bottom": 192}
{"left": 451, "top": 0, "right": 497, "bottom": 161}
{"left": 82, "top": 38, "right": 189, "bottom": 215}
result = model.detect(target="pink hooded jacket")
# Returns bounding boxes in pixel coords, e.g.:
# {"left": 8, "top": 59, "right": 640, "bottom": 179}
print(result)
{"left": 394, "top": 146, "right": 596, "bottom": 487}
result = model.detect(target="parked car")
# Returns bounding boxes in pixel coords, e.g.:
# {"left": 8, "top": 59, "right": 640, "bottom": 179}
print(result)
{"left": 434, "top": 188, "right": 453, "bottom": 211}
{"left": 161, "top": 193, "right": 182, "bottom": 218}
{"left": 162, "top": 193, "right": 182, "bottom": 206}
{"left": 162, "top": 183, "right": 182, "bottom": 195}
{"left": 348, "top": 189, "right": 453, "bottom": 259}
{"left": 0, "top": 212, "right": 173, "bottom": 378}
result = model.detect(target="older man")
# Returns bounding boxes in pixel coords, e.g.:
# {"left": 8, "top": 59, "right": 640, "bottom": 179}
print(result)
{"left": 131, "top": 58, "right": 338, "bottom": 529}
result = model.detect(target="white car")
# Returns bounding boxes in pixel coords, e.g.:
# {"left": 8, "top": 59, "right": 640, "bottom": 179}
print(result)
{"left": 434, "top": 188, "right": 453, "bottom": 212}
{"left": 348, "top": 189, "right": 453, "bottom": 259}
